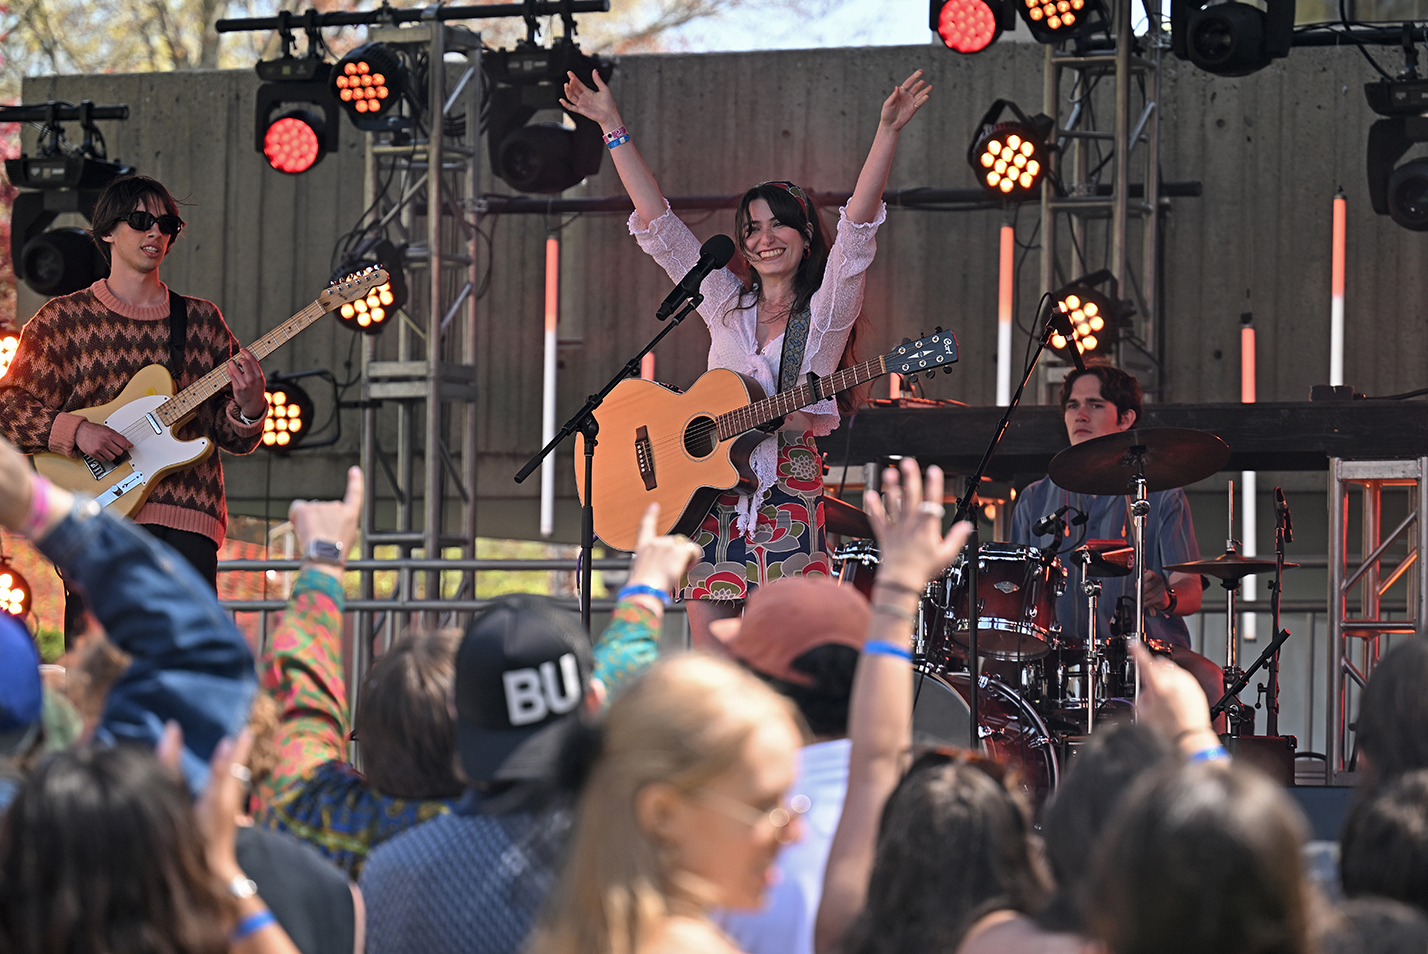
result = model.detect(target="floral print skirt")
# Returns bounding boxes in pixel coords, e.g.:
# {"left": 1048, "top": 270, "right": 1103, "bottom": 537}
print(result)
{"left": 681, "top": 432, "right": 831, "bottom": 602}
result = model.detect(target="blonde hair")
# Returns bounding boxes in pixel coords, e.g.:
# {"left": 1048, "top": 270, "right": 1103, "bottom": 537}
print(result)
{"left": 533, "top": 653, "right": 800, "bottom": 954}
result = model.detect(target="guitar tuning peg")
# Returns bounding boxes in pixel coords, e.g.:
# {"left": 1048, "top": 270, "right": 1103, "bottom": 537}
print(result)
{"left": 902, "top": 337, "right": 912, "bottom": 345}
{"left": 935, "top": 325, "right": 943, "bottom": 334}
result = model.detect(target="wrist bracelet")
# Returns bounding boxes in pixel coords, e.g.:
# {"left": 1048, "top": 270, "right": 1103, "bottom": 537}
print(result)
{"left": 602, "top": 125, "right": 628, "bottom": 142}
{"left": 605, "top": 133, "right": 631, "bottom": 149}
{"left": 23, "top": 474, "right": 54, "bottom": 539}
{"left": 237, "top": 406, "right": 263, "bottom": 426}
{"left": 617, "top": 583, "right": 671, "bottom": 607}
{"left": 231, "top": 910, "right": 277, "bottom": 943}
{"left": 870, "top": 603, "right": 916, "bottom": 623}
{"left": 863, "top": 639, "right": 912, "bottom": 660}
{"left": 1163, "top": 586, "right": 1178, "bottom": 615}
{"left": 1173, "top": 726, "right": 1214, "bottom": 743}
{"left": 872, "top": 580, "right": 923, "bottom": 598}
{"left": 1188, "top": 744, "right": 1229, "bottom": 764}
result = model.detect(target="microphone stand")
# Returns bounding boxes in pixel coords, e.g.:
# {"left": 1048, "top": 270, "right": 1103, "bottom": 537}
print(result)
{"left": 1267, "top": 490, "right": 1292, "bottom": 736}
{"left": 514, "top": 293, "right": 705, "bottom": 631}
{"left": 952, "top": 301, "right": 1064, "bottom": 749}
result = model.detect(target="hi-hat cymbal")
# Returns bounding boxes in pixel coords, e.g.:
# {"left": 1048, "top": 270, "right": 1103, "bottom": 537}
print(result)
{"left": 824, "top": 495, "right": 873, "bottom": 539}
{"left": 1166, "top": 551, "right": 1299, "bottom": 580}
{"left": 1048, "top": 427, "right": 1231, "bottom": 496}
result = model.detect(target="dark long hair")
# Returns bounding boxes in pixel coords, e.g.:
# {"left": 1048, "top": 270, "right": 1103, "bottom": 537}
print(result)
{"left": 842, "top": 751, "right": 1050, "bottom": 954}
{"left": 731, "top": 182, "right": 870, "bottom": 416}
{"left": 87, "top": 175, "right": 183, "bottom": 265}
{"left": 1341, "top": 768, "right": 1428, "bottom": 913}
{"left": 1087, "top": 762, "right": 1314, "bottom": 954}
{"left": 1357, "top": 638, "right": 1428, "bottom": 787}
{"left": 0, "top": 745, "right": 232, "bottom": 954}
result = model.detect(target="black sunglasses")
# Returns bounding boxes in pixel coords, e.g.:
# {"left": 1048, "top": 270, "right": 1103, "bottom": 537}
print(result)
{"left": 123, "top": 210, "right": 185, "bottom": 236}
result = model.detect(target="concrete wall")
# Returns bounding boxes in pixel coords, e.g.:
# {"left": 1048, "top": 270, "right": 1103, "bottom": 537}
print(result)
{"left": 19, "top": 40, "right": 1427, "bottom": 541}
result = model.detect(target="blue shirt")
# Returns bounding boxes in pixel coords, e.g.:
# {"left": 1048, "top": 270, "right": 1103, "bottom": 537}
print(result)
{"left": 1010, "top": 477, "right": 1201, "bottom": 649}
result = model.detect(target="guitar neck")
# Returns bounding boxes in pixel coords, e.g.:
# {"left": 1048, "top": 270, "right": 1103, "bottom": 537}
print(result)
{"left": 156, "top": 299, "right": 328, "bottom": 426}
{"left": 716, "top": 355, "right": 888, "bottom": 439}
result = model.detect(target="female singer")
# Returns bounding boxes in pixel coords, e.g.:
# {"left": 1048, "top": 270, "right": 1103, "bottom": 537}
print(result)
{"left": 560, "top": 67, "right": 932, "bottom": 645}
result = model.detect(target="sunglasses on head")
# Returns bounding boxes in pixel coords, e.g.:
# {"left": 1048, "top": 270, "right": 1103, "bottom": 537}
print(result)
{"left": 123, "top": 210, "right": 185, "bottom": 237}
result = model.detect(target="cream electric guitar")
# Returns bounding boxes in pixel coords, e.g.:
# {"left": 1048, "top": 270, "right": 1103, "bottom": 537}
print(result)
{"left": 575, "top": 330, "right": 959, "bottom": 551}
{"left": 32, "top": 269, "right": 388, "bottom": 517}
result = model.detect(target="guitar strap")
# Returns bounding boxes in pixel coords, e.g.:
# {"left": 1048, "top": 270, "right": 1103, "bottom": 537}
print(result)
{"left": 776, "top": 302, "right": 813, "bottom": 393}
{"left": 167, "top": 290, "right": 188, "bottom": 381}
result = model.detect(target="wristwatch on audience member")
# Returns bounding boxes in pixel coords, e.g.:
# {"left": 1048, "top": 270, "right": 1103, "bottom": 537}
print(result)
{"left": 238, "top": 406, "right": 264, "bottom": 425}
{"left": 304, "top": 539, "right": 346, "bottom": 566}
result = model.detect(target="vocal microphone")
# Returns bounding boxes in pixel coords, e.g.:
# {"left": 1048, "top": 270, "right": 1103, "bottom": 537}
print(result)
{"left": 1046, "top": 306, "right": 1087, "bottom": 372}
{"left": 1275, "top": 486, "right": 1294, "bottom": 544}
{"left": 1033, "top": 504, "right": 1073, "bottom": 536}
{"left": 655, "top": 234, "right": 736, "bottom": 320}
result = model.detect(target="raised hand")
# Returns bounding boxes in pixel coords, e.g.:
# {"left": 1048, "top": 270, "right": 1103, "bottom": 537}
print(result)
{"left": 880, "top": 69, "right": 933, "bottom": 132}
{"left": 289, "top": 466, "right": 364, "bottom": 574}
{"left": 865, "top": 458, "right": 971, "bottom": 593}
{"left": 560, "top": 69, "right": 621, "bottom": 130}
{"left": 624, "top": 502, "right": 704, "bottom": 596}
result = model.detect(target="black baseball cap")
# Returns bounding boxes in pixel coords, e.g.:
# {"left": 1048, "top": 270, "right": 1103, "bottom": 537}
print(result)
{"left": 456, "top": 595, "right": 594, "bottom": 783}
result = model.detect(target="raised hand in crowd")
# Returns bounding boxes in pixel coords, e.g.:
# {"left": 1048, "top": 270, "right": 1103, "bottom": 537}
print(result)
{"left": 620, "top": 502, "right": 704, "bottom": 611}
{"left": 1131, "top": 640, "right": 1221, "bottom": 758}
{"left": 288, "top": 465, "right": 364, "bottom": 579}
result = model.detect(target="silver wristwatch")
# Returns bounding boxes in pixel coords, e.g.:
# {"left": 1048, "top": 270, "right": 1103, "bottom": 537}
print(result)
{"left": 304, "top": 539, "right": 346, "bottom": 566}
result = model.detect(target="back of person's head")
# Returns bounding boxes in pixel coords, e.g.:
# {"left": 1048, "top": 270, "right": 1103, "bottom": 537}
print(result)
{"left": 1357, "top": 640, "right": 1428, "bottom": 786}
{"left": 539, "top": 653, "right": 800, "bottom": 954}
{"left": 710, "top": 577, "right": 868, "bottom": 738}
{"left": 1087, "top": 761, "right": 1313, "bottom": 954}
{"left": 0, "top": 744, "right": 230, "bottom": 954}
{"left": 1038, "top": 722, "right": 1177, "bottom": 932}
{"left": 0, "top": 613, "right": 43, "bottom": 763}
{"left": 1321, "top": 897, "right": 1428, "bottom": 954}
{"left": 843, "top": 750, "right": 1049, "bottom": 954}
{"left": 1341, "top": 769, "right": 1428, "bottom": 911}
{"left": 354, "top": 628, "right": 464, "bottom": 800}
{"left": 1059, "top": 365, "right": 1143, "bottom": 423}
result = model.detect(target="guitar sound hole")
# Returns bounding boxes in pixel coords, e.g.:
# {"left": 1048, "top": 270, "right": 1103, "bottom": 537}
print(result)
{"left": 683, "top": 416, "right": 718, "bottom": 458}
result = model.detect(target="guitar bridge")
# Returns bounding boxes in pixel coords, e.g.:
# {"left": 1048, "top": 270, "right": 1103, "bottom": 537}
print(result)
{"left": 635, "top": 426, "right": 657, "bottom": 491}
{"left": 82, "top": 452, "right": 123, "bottom": 480}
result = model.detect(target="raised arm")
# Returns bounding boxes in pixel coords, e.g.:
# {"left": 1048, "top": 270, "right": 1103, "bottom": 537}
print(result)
{"left": 560, "top": 70, "right": 668, "bottom": 229}
{"left": 845, "top": 70, "right": 932, "bottom": 225}
{"left": 814, "top": 460, "right": 972, "bottom": 954}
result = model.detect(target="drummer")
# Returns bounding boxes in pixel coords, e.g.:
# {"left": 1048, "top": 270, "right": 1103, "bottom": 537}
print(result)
{"left": 1009, "top": 366, "right": 1225, "bottom": 714}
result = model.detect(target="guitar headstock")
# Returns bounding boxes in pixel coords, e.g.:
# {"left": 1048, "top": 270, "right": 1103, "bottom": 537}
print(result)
{"left": 320, "top": 267, "right": 390, "bottom": 311}
{"left": 884, "top": 330, "right": 959, "bottom": 376}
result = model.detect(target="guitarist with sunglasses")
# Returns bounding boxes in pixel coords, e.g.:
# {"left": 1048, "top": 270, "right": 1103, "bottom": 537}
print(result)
{"left": 0, "top": 175, "right": 267, "bottom": 592}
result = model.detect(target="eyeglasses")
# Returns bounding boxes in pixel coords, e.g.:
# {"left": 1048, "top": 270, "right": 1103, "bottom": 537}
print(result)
{"left": 123, "top": 210, "right": 185, "bottom": 237}
{"left": 692, "top": 788, "right": 811, "bottom": 844}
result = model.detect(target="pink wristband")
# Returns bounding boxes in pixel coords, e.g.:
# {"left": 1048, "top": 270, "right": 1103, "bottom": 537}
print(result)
{"left": 23, "top": 474, "right": 54, "bottom": 539}
{"left": 602, "top": 125, "right": 628, "bottom": 143}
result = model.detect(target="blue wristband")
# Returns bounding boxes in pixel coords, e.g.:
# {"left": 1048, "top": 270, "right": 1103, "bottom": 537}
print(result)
{"left": 1188, "top": 745, "right": 1229, "bottom": 764}
{"left": 863, "top": 639, "right": 912, "bottom": 660}
{"left": 232, "top": 910, "right": 277, "bottom": 943}
{"left": 617, "top": 583, "right": 671, "bottom": 606}
{"left": 606, "top": 133, "right": 630, "bottom": 149}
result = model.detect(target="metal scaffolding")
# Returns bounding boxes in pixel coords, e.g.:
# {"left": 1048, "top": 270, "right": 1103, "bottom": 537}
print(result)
{"left": 356, "top": 23, "right": 482, "bottom": 656}
{"left": 1326, "top": 457, "right": 1428, "bottom": 784}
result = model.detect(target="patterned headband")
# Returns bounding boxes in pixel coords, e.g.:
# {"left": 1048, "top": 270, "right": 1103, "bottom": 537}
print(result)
{"left": 759, "top": 180, "right": 811, "bottom": 220}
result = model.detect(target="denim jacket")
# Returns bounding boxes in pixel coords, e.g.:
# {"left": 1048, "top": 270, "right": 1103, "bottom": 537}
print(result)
{"left": 37, "top": 499, "right": 256, "bottom": 795}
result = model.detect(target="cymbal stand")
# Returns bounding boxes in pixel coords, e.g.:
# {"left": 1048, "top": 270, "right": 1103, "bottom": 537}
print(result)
{"left": 1127, "top": 458, "right": 1150, "bottom": 700}
{"left": 1074, "top": 548, "right": 1102, "bottom": 733}
{"left": 1217, "top": 480, "right": 1252, "bottom": 736}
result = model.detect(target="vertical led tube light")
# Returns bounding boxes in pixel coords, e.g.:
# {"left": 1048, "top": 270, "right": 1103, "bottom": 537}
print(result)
{"left": 641, "top": 353, "right": 655, "bottom": 381}
{"left": 1241, "top": 321, "right": 1257, "bottom": 641}
{"left": 1330, "top": 193, "right": 1346, "bottom": 387}
{"left": 541, "top": 236, "right": 560, "bottom": 538}
{"left": 996, "top": 223, "right": 1015, "bottom": 406}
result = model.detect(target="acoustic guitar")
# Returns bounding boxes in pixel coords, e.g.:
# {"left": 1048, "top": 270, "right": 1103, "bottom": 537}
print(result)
{"left": 575, "top": 330, "right": 959, "bottom": 551}
{"left": 32, "top": 268, "right": 388, "bottom": 517}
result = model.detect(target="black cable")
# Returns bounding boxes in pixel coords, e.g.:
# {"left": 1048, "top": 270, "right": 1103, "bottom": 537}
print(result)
{"left": 1338, "top": 0, "right": 1397, "bottom": 80}
{"left": 1369, "top": 385, "right": 1428, "bottom": 400}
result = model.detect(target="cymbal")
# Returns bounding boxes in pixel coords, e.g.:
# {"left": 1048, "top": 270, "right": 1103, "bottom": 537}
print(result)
{"left": 1048, "top": 427, "right": 1231, "bottom": 496}
{"left": 1166, "top": 552, "right": 1299, "bottom": 580}
{"left": 1073, "top": 539, "right": 1135, "bottom": 577}
{"left": 824, "top": 495, "right": 873, "bottom": 539}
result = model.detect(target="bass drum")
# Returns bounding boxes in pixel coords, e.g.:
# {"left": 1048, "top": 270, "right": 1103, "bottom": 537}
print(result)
{"left": 910, "top": 670, "right": 1059, "bottom": 809}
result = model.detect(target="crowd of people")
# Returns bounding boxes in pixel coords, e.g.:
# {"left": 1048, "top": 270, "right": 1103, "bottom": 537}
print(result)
{"left": 5, "top": 439, "right": 1428, "bottom": 954}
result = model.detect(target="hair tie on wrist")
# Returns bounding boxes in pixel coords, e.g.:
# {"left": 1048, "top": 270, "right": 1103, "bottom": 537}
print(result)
{"left": 863, "top": 639, "right": 912, "bottom": 660}
{"left": 617, "top": 583, "right": 671, "bottom": 607}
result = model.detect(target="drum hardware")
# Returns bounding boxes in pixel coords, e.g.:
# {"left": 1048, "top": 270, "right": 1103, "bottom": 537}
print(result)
{"left": 1073, "top": 547, "right": 1103, "bottom": 734}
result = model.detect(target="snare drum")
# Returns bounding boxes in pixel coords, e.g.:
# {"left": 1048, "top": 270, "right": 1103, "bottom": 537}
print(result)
{"left": 945, "top": 543, "right": 1064, "bottom": 661}
{"left": 910, "top": 669, "right": 1060, "bottom": 808}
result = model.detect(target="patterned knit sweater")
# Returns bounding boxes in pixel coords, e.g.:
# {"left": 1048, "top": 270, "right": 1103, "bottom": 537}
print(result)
{"left": 0, "top": 280, "right": 263, "bottom": 545}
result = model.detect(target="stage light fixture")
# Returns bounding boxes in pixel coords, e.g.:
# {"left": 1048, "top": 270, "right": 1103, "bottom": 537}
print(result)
{"left": 484, "top": 41, "right": 614, "bottom": 194}
{"left": 0, "top": 564, "right": 31, "bottom": 617}
{"left": 1049, "top": 271, "right": 1124, "bottom": 357}
{"left": 1015, "top": 0, "right": 1107, "bottom": 42}
{"left": 254, "top": 57, "right": 339, "bottom": 175}
{"left": 0, "top": 326, "right": 18, "bottom": 380}
{"left": 931, "top": 0, "right": 1014, "bottom": 53}
{"left": 968, "top": 100, "right": 1053, "bottom": 200}
{"left": 261, "top": 377, "right": 315, "bottom": 451}
{"left": 332, "top": 239, "right": 406, "bottom": 334}
{"left": 1170, "top": 0, "right": 1293, "bottom": 76}
{"left": 1365, "top": 84, "right": 1428, "bottom": 231}
{"left": 6, "top": 154, "right": 131, "bottom": 297}
{"left": 330, "top": 44, "right": 410, "bottom": 131}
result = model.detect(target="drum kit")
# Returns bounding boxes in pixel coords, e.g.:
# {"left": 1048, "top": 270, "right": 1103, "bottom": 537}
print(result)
{"left": 833, "top": 426, "right": 1243, "bottom": 807}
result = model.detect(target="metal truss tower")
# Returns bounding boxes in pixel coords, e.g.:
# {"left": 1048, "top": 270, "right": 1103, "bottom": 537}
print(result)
{"left": 357, "top": 23, "right": 481, "bottom": 651}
